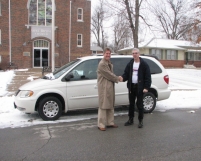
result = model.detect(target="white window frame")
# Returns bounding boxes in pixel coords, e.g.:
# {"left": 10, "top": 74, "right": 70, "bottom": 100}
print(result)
{"left": 77, "top": 8, "right": 83, "bottom": 21}
{"left": 77, "top": 34, "right": 82, "bottom": 47}
{"left": 187, "top": 52, "right": 194, "bottom": 60}
{"left": 150, "top": 48, "right": 162, "bottom": 59}
{"left": 167, "top": 50, "right": 177, "bottom": 60}
{"left": 195, "top": 53, "right": 201, "bottom": 61}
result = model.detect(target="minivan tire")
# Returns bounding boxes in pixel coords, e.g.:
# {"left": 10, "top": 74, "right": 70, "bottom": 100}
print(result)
{"left": 143, "top": 92, "right": 156, "bottom": 113}
{"left": 38, "top": 96, "right": 62, "bottom": 121}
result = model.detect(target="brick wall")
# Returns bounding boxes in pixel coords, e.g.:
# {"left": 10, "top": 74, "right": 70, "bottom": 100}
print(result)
{"left": 187, "top": 61, "right": 201, "bottom": 68}
{"left": 160, "top": 60, "right": 185, "bottom": 68}
{"left": 0, "top": 0, "right": 9, "bottom": 56}
{"left": 159, "top": 60, "right": 201, "bottom": 68}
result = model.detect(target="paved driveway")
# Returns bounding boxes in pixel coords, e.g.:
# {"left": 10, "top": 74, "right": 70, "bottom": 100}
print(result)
{"left": 0, "top": 108, "right": 201, "bottom": 161}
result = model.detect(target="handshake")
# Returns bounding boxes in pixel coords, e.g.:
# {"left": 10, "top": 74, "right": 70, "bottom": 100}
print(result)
{"left": 118, "top": 76, "right": 123, "bottom": 82}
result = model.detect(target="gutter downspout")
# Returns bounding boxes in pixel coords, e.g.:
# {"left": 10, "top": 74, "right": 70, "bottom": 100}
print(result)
{"left": 9, "top": 0, "right": 12, "bottom": 64}
{"left": 51, "top": 0, "right": 55, "bottom": 72}
{"left": 69, "top": 1, "right": 72, "bottom": 62}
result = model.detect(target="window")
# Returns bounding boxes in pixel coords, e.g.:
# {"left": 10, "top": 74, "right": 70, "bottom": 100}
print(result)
{"left": 92, "top": 51, "right": 97, "bottom": 54}
{"left": 150, "top": 49, "right": 162, "bottom": 60}
{"left": 77, "top": 8, "right": 83, "bottom": 21}
{"left": 29, "top": 0, "right": 52, "bottom": 26}
{"left": 111, "top": 57, "right": 162, "bottom": 75}
{"left": 34, "top": 40, "right": 49, "bottom": 47}
{"left": 166, "top": 50, "right": 177, "bottom": 60}
{"left": 77, "top": 34, "right": 82, "bottom": 47}
{"left": 143, "top": 58, "right": 162, "bottom": 74}
{"left": 68, "top": 59, "right": 100, "bottom": 81}
{"left": 111, "top": 58, "right": 132, "bottom": 76}
{"left": 187, "top": 52, "right": 194, "bottom": 60}
{"left": 195, "top": 53, "right": 201, "bottom": 61}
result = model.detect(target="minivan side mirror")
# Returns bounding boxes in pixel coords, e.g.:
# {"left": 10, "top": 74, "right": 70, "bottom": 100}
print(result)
{"left": 65, "top": 73, "right": 74, "bottom": 81}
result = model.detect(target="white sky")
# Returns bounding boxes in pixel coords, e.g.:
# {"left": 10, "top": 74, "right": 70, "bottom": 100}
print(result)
{"left": 0, "top": 68, "right": 201, "bottom": 129}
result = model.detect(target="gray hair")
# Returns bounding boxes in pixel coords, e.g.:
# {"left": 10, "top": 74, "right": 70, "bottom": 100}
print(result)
{"left": 132, "top": 48, "right": 140, "bottom": 53}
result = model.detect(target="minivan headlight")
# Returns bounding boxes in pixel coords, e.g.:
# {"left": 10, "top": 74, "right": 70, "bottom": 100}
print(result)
{"left": 19, "top": 90, "right": 34, "bottom": 98}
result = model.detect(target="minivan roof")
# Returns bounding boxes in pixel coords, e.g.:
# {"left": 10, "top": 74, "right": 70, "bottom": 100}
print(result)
{"left": 91, "top": 53, "right": 159, "bottom": 60}
{"left": 78, "top": 54, "right": 157, "bottom": 61}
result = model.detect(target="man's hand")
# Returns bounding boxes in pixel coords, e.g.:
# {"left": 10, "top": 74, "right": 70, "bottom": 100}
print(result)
{"left": 118, "top": 76, "right": 123, "bottom": 82}
{"left": 143, "top": 89, "right": 148, "bottom": 93}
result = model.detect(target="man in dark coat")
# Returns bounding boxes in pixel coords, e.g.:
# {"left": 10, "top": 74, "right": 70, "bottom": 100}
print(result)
{"left": 121, "top": 48, "right": 151, "bottom": 128}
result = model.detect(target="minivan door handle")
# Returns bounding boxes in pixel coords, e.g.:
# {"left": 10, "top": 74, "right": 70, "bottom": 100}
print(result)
{"left": 94, "top": 85, "right": 97, "bottom": 89}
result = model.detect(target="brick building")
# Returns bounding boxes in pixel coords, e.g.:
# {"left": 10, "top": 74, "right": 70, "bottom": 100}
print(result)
{"left": 0, "top": 0, "right": 91, "bottom": 69}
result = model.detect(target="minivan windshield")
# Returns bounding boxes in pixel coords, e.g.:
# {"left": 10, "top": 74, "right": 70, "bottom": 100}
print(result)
{"left": 43, "top": 59, "right": 81, "bottom": 79}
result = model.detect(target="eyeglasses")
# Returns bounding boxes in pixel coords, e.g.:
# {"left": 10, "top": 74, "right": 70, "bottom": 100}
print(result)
{"left": 132, "top": 52, "right": 138, "bottom": 54}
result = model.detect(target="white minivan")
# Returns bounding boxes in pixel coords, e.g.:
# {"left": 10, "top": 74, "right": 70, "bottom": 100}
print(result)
{"left": 14, "top": 55, "right": 171, "bottom": 120}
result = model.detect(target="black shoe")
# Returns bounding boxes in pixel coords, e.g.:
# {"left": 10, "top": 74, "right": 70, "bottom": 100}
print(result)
{"left": 124, "top": 118, "right": 133, "bottom": 126}
{"left": 138, "top": 121, "right": 143, "bottom": 128}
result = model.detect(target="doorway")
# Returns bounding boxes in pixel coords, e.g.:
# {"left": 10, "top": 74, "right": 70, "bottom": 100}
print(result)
{"left": 33, "top": 40, "right": 49, "bottom": 68}
{"left": 34, "top": 49, "right": 48, "bottom": 67}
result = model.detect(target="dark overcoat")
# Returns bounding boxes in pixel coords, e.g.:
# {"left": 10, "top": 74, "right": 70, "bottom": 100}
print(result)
{"left": 122, "top": 57, "right": 151, "bottom": 93}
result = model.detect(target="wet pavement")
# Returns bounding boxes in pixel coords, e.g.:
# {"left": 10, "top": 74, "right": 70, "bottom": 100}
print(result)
{"left": 1, "top": 109, "right": 201, "bottom": 161}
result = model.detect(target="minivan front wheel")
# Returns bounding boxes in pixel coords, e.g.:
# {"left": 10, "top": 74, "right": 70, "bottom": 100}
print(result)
{"left": 38, "top": 96, "right": 62, "bottom": 121}
{"left": 143, "top": 92, "right": 156, "bottom": 113}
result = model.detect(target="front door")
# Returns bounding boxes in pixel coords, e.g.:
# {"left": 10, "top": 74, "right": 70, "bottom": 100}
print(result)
{"left": 33, "top": 49, "right": 49, "bottom": 67}
{"left": 66, "top": 59, "right": 100, "bottom": 110}
{"left": 33, "top": 40, "right": 49, "bottom": 68}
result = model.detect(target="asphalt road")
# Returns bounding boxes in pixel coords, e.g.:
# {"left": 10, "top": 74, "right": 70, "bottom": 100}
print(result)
{"left": 0, "top": 108, "right": 201, "bottom": 161}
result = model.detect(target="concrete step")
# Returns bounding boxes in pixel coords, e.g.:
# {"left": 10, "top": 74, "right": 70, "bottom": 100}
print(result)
{"left": 183, "top": 64, "right": 196, "bottom": 69}
{"left": 6, "top": 70, "right": 42, "bottom": 95}
{"left": 28, "top": 68, "right": 42, "bottom": 72}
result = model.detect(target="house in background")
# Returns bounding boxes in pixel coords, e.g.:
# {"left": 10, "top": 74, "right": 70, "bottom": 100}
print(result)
{"left": 118, "top": 38, "right": 201, "bottom": 68}
{"left": 90, "top": 43, "right": 103, "bottom": 55}
{"left": 0, "top": 0, "right": 91, "bottom": 69}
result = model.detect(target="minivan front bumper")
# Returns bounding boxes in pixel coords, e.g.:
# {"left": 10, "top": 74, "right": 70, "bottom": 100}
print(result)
{"left": 14, "top": 96, "right": 36, "bottom": 113}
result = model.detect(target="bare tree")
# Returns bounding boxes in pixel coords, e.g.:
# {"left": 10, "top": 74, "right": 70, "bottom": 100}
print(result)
{"left": 91, "top": 0, "right": 108, "bottom": 49}
{"left": 150, "top": 0, "right": 195, "bottom": 40}
{"left": 106, "top": 0, "right": 148, "bottom": 48}
{"left": 112, "top": 14, "right": 132, "bottom": 52}
{"left": 183, "top": 1, "right": 201, "bottom": 43}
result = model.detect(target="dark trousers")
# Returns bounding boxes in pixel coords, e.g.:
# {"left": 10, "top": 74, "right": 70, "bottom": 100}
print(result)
{"left": 128, "top": 84, "right": 144, "bottom": 121}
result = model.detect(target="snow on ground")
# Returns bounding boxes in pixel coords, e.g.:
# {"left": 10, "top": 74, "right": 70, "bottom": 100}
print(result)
{"left": 156, "top": 68, "right": 201, "bottom": 112}
{"left": 0, "top": 68, "right": 201, "bottom": 129}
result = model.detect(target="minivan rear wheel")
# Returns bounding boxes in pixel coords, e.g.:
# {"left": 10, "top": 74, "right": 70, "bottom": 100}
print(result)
{"left": 38, "top": 96, "right": 62, "bottom": 121}
{"left": 143, "top": 92, "right": 156, "bottom": 113}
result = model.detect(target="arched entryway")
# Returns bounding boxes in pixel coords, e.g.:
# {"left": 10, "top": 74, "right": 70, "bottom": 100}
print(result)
{"left": 33, "top": 40, "right": 49, "bottom": 68}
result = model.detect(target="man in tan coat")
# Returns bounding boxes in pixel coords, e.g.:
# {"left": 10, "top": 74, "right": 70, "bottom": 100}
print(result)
{"left": 97, "top": 48, "right": 122, "bottom": 131}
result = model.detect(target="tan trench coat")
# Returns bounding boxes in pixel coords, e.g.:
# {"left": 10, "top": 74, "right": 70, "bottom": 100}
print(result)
{"left": 97, "top": 58, "right": 119, "bottom": 110}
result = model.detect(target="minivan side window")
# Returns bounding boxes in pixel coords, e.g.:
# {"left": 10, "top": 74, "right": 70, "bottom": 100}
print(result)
{"left": 143, "top": 58, "right": 162, "bottom": 74}
{"left": 68, "top": 59, "right": 100, "bottom": 81}
{"left": 111, "top": 58, "right": 132, "bottom": 76}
